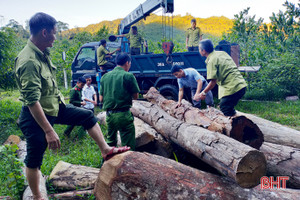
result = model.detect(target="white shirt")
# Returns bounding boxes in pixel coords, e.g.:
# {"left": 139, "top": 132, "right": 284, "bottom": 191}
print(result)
{"left": 82, "top": 84, "right": 96, "bottom": 109}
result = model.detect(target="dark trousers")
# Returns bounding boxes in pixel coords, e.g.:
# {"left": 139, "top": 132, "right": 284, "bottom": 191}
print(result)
{"left": 18, "top": 104, "right": 98, "bottom": 168}
{"left": 220, "top": 87, "right": 246, "bottom": 116}
{"left": 106, "top": 110, "right": 135, "bottom": 150}
{"left": 130, "top": 47, "right": 141, "bottom": 55}
{"left": 100, "top": 61, "right": 116, "bottom": 71}
{"left": 188, "top": 46, "right": 199, "bottom": 52}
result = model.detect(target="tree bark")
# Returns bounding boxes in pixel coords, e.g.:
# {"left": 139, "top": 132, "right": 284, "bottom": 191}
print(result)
{"left": 97, "top": 112, "right": 173, "bottom": 157}
{"left": 48, "top": 190, "right": 93, "bottom": 200}
{"left": 131, "top": 100, "right": 266, "bottom": 188}
{"left": 237, "top": 111, "right": 300, "bottom": 148}
{"left": 49, "top": 161, "right": 100, "bottom": 191}
{"left": 144, "top": 87, "right": 264, "bottom": 149}
{"left": 94, "top": 151, "right": 300, "bottom": 200}
{"left": 260, "top": 142, "right": 300, "bottom": 189}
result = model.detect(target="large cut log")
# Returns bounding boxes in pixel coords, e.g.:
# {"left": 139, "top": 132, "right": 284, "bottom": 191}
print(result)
{"left": 4, "top": 135, "right": 48, "bottom": 200}
{"left": 131, "top": 100, "right": 266, "bottom": 188}
{"left": 97, "top": 112, "right": 173, "bottom": 157}
{"left": 48, "top": 190, "right": 93, "bottom": 200}
{"left": 260, "top": 142, "right": 300, "bottom": 188}
{"left": 94, "top": 151, "right": 300, "bottom": 200}
{"left": 237, "top": 111, "right": 300, "bottom": 148}
{"left": 49, "top": 161, "right": 100, "bottom": 191}
{"left": 144, "top": 87, "right": 264, "bottom": 149}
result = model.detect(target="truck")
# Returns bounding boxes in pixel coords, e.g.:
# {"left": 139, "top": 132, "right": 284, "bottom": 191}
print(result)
{"left": 70, "top": 0, "right": 240, "bottom": 101}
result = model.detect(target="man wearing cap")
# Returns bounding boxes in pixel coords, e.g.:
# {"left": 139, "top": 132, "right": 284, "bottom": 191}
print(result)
{"left": 64, "top": 77, "right": 87, "bottom": 137}
{"left": 97, "top": 39, "right": 120, "bottom": 71}
{"left": 15, "top": 12, "right": 129, "bottom": 200}
{"left": 100, "top": 53, "right": 140, "bottom": 150}
{"left": 196, "top": 39, "right": 247, "bottom": 116}
{"left": 116, "top": 26, "right": 147, "bottom": 55}
{"left": 171, "top": 65, "right": 214, "bottom": 109}
{"left": 186, "top": 19, "right": 202, "bottom": 52}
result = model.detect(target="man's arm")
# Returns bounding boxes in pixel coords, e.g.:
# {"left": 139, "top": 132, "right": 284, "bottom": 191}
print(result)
{"left": 28, "top": 102, "right": 61, "bottom": 150}
{"left": 176, "top": 87, "right": 184, "bottom": 107}
{"left": 195, "top": 79, "right": 203, "bottom": 95}
{"left": 198, "top": 79, "right": 217, "bottom": 100}
{"left": 186, "top": 37, "right": 189, "bottom": 50}
{"left": 99, "top": 95, "right": 103, "bottom": 103}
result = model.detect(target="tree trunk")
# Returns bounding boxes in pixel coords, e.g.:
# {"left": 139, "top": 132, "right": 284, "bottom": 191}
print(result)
{"left": 94, "top": 151, "right": 300, "bottom": 200}
{"left": 48, "top": 190, "right": 93, "bottom": 200}
{"left": 260, "top": 142, "right": 300, "bottom": 189}
{"left": 5, "top": 135, "right": 49, "bottom": 200}
{"left": 237, "top": 111, "right": 300, "bottom": 148}
{"left": 144, "top": 87, "right": 264, "bottom": 149}
{"left": 131, "top": 100, "right": 266, "bottom": 188}
{"left": 97, "top": 112, "right": 173, "bottom": 158}
{"left": 49, "top": 161, "right": 100, "bottom": 191}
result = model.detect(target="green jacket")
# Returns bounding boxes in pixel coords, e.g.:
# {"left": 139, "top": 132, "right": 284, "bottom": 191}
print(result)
{"left": 15, "top": 40, "right": 65, "bottom": 117}
{"left": 69, "top": 85, "right": 83, "bottom": 107}
{"left": 100, "top": 66, "right": 140, "bottom": 110}
{"left": 97, "top": 45, "right": 109, "bottom": 66}
{"left": 206, "top": 51, "right": 247, "bottom": 99}
{"left": 186, "top": 27, "right": 202, "bottom": 47}
{"left": 126, "top": 32, "right": 144, "bottom": 48}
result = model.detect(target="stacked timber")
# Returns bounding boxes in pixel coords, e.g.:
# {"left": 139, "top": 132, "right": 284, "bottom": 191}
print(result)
{"left": 144, "top": 87, "right": 264, "bottom": 149}
{"left": 94, "top": 151, "right": 300, "bottom": 200}
{"left": 131, "top": 100, "right": 266, "bottom": 188}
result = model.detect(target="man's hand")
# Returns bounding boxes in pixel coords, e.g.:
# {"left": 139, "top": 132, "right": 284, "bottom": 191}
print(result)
{"left": 45, "top": 130, "right": 61, "bottom": 150}
{"left": 92, "top": 101, "right": 97, "bottom": 106}
{"left": 117, "top": 48, "right": 121, "bottom": 51}
{"left": 195, "top": 92, "right": 206, "bottom": 101}
{"left": 175, "top": 102, "right": 182, "bottom": 108}
{"left": 81, "top": 101, "right": 86, "bottom": 106}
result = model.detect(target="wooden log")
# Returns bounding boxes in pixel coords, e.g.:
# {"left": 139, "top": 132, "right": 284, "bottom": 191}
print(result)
{"left": 97, "top": 112, "right": 173, "bottom": 157}
{"left": 4, "top": 135, "right": 48, "bottom": 200}
{"left": 48, "top": 190, "right": 93, "bottom": 200}
{"left": 49, "top": 161, "right": 100, "bottom": 191}
{"left": 144, "top": 87, "right": 264, "bottom": 149}
{"left": 237, "top": 111, "right": 300, "bottom": 148}
{"left": 131, "top": 100, "right": 266, "bottom": 188}
{"left": 260, "top": 142, "right": 300, "bottom": 189}
{"left": 94, "top": 151, "right": 300, "bottom": 200}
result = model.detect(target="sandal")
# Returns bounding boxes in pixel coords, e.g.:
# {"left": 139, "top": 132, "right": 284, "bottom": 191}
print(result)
{"left": 103, "top": 146, "right": 130, "bottom": 161}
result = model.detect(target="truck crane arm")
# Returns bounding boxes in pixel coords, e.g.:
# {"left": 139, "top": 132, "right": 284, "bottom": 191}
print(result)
{"left": 119, "top": 0, "right": 174, "bottom": 35}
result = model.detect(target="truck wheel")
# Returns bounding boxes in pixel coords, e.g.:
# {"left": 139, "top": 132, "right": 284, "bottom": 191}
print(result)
{"left": 158, "top": 84, "right": 178, "bottom": 101}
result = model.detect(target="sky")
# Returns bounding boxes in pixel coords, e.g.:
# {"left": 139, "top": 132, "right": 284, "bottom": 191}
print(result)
{"left": 0, "top": 0, "right": 298, "bottom": 28}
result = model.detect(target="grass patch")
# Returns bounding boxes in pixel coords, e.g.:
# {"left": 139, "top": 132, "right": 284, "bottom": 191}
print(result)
{"left": 236, "top": 100, "right": 300, "bottom": 131}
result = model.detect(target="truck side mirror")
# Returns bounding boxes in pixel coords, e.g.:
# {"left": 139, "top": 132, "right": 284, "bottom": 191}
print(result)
{"left": 62, "top": 51, "right": 66, "bottom": 61}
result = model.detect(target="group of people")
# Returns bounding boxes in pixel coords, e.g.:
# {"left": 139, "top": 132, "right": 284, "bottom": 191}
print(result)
{"left": 14, "top": 12, "right": 246, "bottom": 199}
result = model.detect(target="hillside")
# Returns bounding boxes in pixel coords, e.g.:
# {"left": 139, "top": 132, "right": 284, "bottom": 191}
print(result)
{"left": 63, "top": 14, "right": 233, "bottom": 41}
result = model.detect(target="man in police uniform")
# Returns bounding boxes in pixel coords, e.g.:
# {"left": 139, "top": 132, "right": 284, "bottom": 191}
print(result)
{"left": 100, "top": 53, "right": 140, "bottom": 150}
{"left": 15, "top": 12, "right": 129, "bottom": 200}
{"left": 186, "top": 19, "right": 202, "bottom": 52}
{"left": 116, "top": 26, "right": 147, "bottom": 55}
{"left": 97, "top": 39, "right": 120, "bottom": 71}
{"left": 195, "top": 39, "right": 247, "bottom": 116}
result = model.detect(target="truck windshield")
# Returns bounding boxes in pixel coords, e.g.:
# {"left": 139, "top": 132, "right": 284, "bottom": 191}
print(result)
{"left": 76, "top": 47, "right": 95, "bottom": 66}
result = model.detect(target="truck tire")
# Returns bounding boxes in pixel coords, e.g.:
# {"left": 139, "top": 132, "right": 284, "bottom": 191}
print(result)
{"left": 158, "top": 84, "right": 178, "bottom": 101}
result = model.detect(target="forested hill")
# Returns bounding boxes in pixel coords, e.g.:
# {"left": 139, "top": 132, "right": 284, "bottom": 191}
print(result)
{"left": 63, "top": 14, "right": 233, "bottom": 40}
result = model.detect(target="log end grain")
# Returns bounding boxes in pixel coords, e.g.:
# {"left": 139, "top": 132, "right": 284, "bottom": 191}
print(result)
{"left": 236, "top": 150, "right": 267, "bottom": 188}
{"left": 230, "top": 116, "right": 264, "bottom": 149}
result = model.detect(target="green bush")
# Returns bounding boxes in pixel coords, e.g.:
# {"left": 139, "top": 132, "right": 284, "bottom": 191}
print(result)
{"left": 0, "top": 98, "right": 23, "bottom": 144}
{"left": 0, "top": 144, "right": 26, "bottom": 199}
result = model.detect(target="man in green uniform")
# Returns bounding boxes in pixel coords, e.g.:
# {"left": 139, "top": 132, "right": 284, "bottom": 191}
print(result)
{"left": 97, "top": 39, "right": 120, "bottom": 72}
{"left": 64, "top": 77, "right": 86, "bottom": 137}
{"left": 186, "top": 19, "right": 202, "bottom": 52}
{"left": 195, "top": 39, "right": 247, "bottom": 116}
{"left": 100, "top": 53, "right": 140, "bottom": 150}
{"left": 116, "top": 26, "right": 147, "bottom": 55}
{"left": 15, "top": 12, "right": 129, "bottom": 200}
